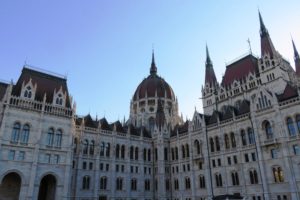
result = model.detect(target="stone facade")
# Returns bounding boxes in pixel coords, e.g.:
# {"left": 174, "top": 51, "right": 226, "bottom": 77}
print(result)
{"left": 0, "top": 12, "right": 300, "bottom": 200}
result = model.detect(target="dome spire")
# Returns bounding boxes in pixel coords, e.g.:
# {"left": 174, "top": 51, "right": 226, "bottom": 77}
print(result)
{"left": 150, "top": 49, "right": 157, "bottom": 75}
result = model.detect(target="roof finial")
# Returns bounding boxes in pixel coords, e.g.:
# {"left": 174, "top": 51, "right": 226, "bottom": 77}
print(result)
{"left": 150, "top": 48, "right": 157, "bottom": 75}
{"left": 259, "top": 10, "right": 268, "bottom": 37}
{"left": 205, "top": 44, "right": 212, "bottom": 67}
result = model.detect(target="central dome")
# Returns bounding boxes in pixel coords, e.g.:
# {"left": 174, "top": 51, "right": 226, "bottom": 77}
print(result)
{"left": 133, "top": 52, "right": 175, "bottom": 101}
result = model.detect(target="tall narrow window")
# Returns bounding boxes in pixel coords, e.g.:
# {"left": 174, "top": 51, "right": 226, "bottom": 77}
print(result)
{"left": 194, "top": 140, "right": 201, "bottom": 154}
{"left": 116, "top": 144, "right": 120, "bottom": 158}
{"left": 100, "top": 142, "right": 105, "bottom": 156}
{"left": 20, "top": 124, "right": 30, "bottom": 144}
{"left": 199, "top": 175, "right": 205, "bottom": 188}
{"left": 265, "top": 121, "right": 273, "bottom": 139}
{"left": 210, "top": 138, "right": 214, "bottom": 152}
{"left": 287, "top": 117, "right": 296, "bottom": 136}
{"left": 100, "top": 177, "right": 107, "bottom": 190}
{"left": 121, "top": 145, "right": 125, "bottom": 159}
{"left": 248, "top": 128, "right": 255, "bottom": 144}
{"left": 135, "top": 147, "right": 139, "bottom": 160}
{"left": 186, "top": 144, "right": 190, "bottom": 157}
{"left": 54, "top": 129, "right": 62, "bottom": 147}
{"left": 296, "top": 115, "right": 300, "bottom": 133}
{"left": 182, "top": 145, "right": 185, "bottom": 158}
{"left": 106, "top": 143, "right": 110, "bottom": 157}
{"left": 130, "top": 146, "right": 134, "bottom": 160}
{"left": 144, "top": 148, "right": 147, "bottom": 161}
{"left": 47, "top": 128, "right": 54, "bottom": 146}
{"left": 224, "top": 134, "right": 230, "bottom": 149}
{"left": 83, "top": 140, "right": 88, "bottom": 155}
{"left": 215, "top": 137, "right": 220, "bottom": 151}
{"left": 89, "top": 140, "right": 94, "bottom": 155}
{"left": 82, "top": 176, "right": 90, "bottom": 190}
{"left": 148, "top": 149, "right": 151, "bottom": 161}
{"left": 231, "top": 132, "right": 236, "bottom": 148}
{"left": 11, "top": 123, "right": 21, "bottom": 143}
{"left": 175, "top": 147, "right": 178, "bottom": 160}
{"left": 241, "top": 130, "right": 247, "bottom": 146}
{"left": 24, "top": 86, "right": 32, "bottom": 98}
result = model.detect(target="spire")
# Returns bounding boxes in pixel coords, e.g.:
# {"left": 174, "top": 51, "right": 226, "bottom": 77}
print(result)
{"left": 258, "top": 11, "right": 276, "bottom": 58}
{"left": 150, "top": 49, "right": 157, "bottom": 75}
{"left": 259, "top": 10, "right": 268, "bottom": 37}
{"left": 204, "top": 45, "right": 217, "bottom": 87}
{"left": 292, "top": 39, "right": 300, "bottom": 76}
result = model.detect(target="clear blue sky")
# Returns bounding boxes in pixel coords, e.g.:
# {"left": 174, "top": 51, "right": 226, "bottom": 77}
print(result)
{"left": 1, "top": 1, "right": 299, "bottom": 122}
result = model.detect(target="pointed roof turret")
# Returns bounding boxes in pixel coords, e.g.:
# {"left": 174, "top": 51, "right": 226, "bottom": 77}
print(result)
{"left": 150, "top": 50, "right": 157, "bottom": 75}
{"left": 205, "top": 45, "right": 217, "bottom": 87}
{"left": 292, "top": 39, "right": 300, "bottom": 76}
{"left": 258, "top": 11, "right": 277, "bottom": 58}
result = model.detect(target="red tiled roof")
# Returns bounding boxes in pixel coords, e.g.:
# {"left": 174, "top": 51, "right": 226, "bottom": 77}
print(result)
{"left": 12, "top": 67, "right": 71, "bottom": 107}
{"left": 222, "top": 54, "right": 258, "bottom": 86}
{"left": 261, "top": 36, "right": 275, "bottom": 58}
{"left": 133, "top": 74, "right": 175, "bottom": 101}
{"left": 276, "top": 84, "right": 298, "bottom": 102}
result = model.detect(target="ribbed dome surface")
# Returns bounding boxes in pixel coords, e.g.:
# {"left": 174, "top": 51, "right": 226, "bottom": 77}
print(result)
{"left": 133, "top": 74, "right": 175, "bottom": 101}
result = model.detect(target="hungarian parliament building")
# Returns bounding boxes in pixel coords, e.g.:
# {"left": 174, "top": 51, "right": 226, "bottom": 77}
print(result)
{"left": 0, "top": 12, "right": 300, "bottom": 200}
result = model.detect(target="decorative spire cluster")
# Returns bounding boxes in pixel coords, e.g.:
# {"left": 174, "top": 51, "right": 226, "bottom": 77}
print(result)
{"left": 155, "top": 99, "right": 165, "bottom": 131}
{"left": 292, "top": 39, "right": 300, "bottom": 76}
{"left": 150, "top": 50, "right": 157, "bottom": 75}
{"left": 259, "top": 11, "right": 276, "bottom": 57}
{"left": 204, "top": 45, "right": 218, "bottom": 88}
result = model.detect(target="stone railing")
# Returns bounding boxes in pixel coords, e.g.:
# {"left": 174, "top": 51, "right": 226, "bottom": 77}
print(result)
{"left": 9, "top": 96, "right": 73, "bottom": 118}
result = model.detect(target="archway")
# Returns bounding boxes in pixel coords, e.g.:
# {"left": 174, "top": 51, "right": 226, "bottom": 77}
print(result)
{"left": 0, "top": 172, "right": 21, "bottom": 200}
{"left": 38, "top": 174, "right": 57, "bottom": 200}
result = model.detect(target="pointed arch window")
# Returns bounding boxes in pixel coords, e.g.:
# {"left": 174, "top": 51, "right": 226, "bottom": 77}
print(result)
{"left": 175, "top": 147, "right": 178, "bottom": 160}
{"left": 135, "top": 147, "right": 139, "bottom": 160}
{"left": 121, "top": 145, "right": 125, "bottom": 159}
{"left": 215, "top": 137, "right": 220, "bottom": 151}
{"left": 273, "top": 167, "right": 284, "bottom": 183}
{"left": 20, "top": 124, "right": 30, "bottom": 144}
{"left": 144, "top": 148, "right": 147, "bottom": 161}
{"left": 47, "top": 128, "right": 54, "bottom": 146}
{"left": 199, "top": 175, "right": 205, "bottom": 188}
{"left": 224, "top": 134, "right": 230, "bottom": 149}
{"left": 74, "top": 138, "right": 78, "bottom": 153}
{"left": 100, "top": 142, "right": 105, "bottom": 156}
{"left": 185, "top": 144, "right": 190, "bottom": 157}
{"left": 82, "top": 175, "right": 90, "bottom": 190}
{"left": 241, "top": 130, "right": 247, "bottom": 146}
{"left": 11, "top": 122, "right": 21, "bottom": 143}
{"left": 106, "top": 143, "right": 110, "bottom": 157}
{"left": 248, "top": 128, "right": 255, "bottom": 144}
{"left": 56, "top": 93, "right": 63, "bottom": 105}
{"left": 296, "top": 115, "right": 300, "bottom": 133}
{"left": 194, "top": 140, "right": 201, "bottom": 154}
{"left": 265, "top": 121, "right": 273, "bottom": 139}
{"left": 83, "top": 139, "right": 89, "bottom": 155}
{"left": 148, "top": 149, "right": 151, "bottom": 161}
{"left": 231, "top": 171, "right": 239, "bottom": 186}
{"left": 24, "top": 86, "right": 32, "bottom": 98}
{"left": 130, "top": 146, "right": 134, "bottom": 160}
{"left": 181, "top": 145, "right": 186, "bottom": 158}
{"left": 100, "top": 176, "right": 107, "bottom": 190}
{"left": 230, "top": 132, "right": 236, "bottom": 148}
{"left": 287, "top": 117, "right": 296, "bottom": 136}
{"left": 89, "top": 140, "right": 94, "bottom": 155}
{"left": 210, "top": 138, "right": 214, "bottom": 152}
{"left": 116, "top": 144, "right": 120, "bottom": 158}
{"left": 249, "top": 169, "right": 258, "bottom": 184}
{"left": 215, "top": 173, "right": 223, "bottom": 187}
{"left": 54, "top": 129, "right": 62, "bottom": 147}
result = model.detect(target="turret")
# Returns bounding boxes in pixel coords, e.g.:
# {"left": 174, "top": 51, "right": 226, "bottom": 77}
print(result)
{"left": 292, "top": 39, "right": 300, "bottom": 76}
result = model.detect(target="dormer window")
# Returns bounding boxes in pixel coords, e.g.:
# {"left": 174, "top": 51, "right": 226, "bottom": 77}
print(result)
{"left": 56, "top": 94, "right": 63, "bottom": 105}
{"left": 24, "top": 86, "right": 32, "bottom": 98}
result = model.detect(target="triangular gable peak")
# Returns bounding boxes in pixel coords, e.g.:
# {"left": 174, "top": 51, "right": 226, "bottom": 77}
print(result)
{"left": 20, "top": 78, "right": 37, "bottom": 100}
{"left": 52, "top": 86, "right": 67, "bottom": 107}
{"left": 276, "top": 83, "right": 299, "bottom": 102}
{"left": 253, "top": 87, "right": 274, "bottom": 111}
{"left": 191, "top": 111, "right": 202, "bottom": 131}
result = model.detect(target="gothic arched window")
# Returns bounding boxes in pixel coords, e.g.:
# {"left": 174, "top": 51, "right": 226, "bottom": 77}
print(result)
{"left": 286, "top": 117, "right": 296, "bottom": 136}
{"left": 11, "top": 122, "right": 21, "bottom": 143}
